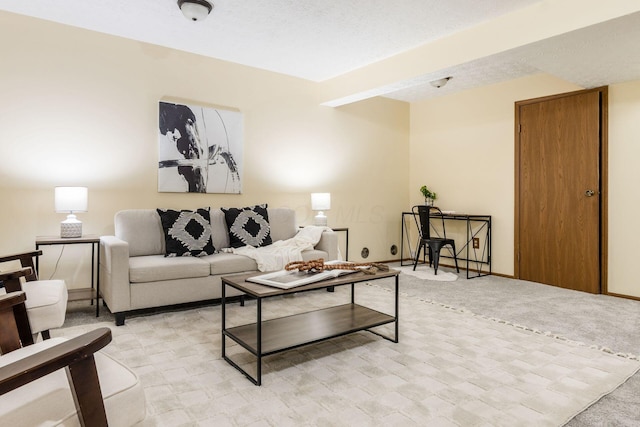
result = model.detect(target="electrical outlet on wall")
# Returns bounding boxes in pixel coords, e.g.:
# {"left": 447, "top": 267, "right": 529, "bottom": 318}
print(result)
{"left": 473, "top": 237, "right": 480, "bottom": 249}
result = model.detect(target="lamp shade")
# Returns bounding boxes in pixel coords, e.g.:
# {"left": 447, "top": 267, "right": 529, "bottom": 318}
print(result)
{"left": 311, "top": 193, "right": 331, "bottom": 211}
{"left": 55, "top": 187, "right": 88, "bottom": 212}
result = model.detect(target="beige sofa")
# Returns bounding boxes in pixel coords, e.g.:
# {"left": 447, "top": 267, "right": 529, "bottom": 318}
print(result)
{"left": 100, "top": 207, "right": 338, "bottom": 325}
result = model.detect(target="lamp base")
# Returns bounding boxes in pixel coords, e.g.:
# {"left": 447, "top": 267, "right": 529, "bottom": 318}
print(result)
{"left": 314, "top": 212, "right": 327, "bottom": 227}
{"left": 61, "top": 215, "right": 82, "bottom": 238}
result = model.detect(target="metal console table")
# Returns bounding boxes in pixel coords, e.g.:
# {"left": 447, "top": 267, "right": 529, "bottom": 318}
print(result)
{"left": 400, "top": 211, "right": 491, "bottom": 278}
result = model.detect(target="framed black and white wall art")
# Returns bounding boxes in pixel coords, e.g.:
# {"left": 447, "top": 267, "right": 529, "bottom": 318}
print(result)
{"left": 158, "top": 101, "right": 243, "bottom": 194}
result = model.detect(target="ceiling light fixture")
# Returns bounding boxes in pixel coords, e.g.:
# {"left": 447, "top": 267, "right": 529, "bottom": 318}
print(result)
{"left": 178, "top": 0, "right": 213, "bottom": 22}
{"left": 430, "top": 77, "right": 452, "bottom": 88}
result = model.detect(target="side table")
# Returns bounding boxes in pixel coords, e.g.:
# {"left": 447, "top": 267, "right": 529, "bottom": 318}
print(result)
{"left": 35, "top": 235, "right": 101, "bottom": 317}
{"left": 331, "top": 227, "right": 349, "bottom": 261}
{"left": 299, "top": 226, "right": 349, "bottom": 261}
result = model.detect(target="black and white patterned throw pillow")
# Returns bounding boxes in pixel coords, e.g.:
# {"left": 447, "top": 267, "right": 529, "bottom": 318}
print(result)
{"left": 156, "top": 208, "right": 216, "bottom": 257}
{"left": 222, "top": 204, "right": 272, "bottom": 248}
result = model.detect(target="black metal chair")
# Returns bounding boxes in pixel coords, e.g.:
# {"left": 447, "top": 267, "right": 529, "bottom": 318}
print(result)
{"left": 412, "top": 205, "right": 460, "bottom": 275}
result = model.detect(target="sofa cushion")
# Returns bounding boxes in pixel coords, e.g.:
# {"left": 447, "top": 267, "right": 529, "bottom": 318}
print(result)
{"left": 302, "top": 249, "right": 330, "bottom": 262}
{"left": 209, "top": 207, "right": 299, "bottom": 250}
{"left": 222, "top": 204, "right": 273, "bottom": 248}
{"left": 267, "top": 208, "right": 299, "bottom": 242}
{"left": 24, "top": 280, "right": 67, "bottom": 334}
{"left": 115, "top": 209, "right": 165, "bottom": 257}
{"left": 157, "top": 208, "right": 216, "bottom": 257}
{"left": 210, "top": 208, "right": 231, "bottom": 249}
{"left": 129, "top": 255, "right": 210, "bottom": 283}
{"left": 202, "top": 252, "right": 258, "bottom": 275}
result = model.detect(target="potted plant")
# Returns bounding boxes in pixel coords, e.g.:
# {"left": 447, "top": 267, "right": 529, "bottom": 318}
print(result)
{"left": 420, "top": 185, "right": 437, "bottom": 206}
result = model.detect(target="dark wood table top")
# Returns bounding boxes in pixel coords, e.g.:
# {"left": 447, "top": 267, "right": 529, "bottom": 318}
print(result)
{"left": 36, "top": 235, "right": 101, "bottom": 245}
{"left": 222, "top": 268, "right": 399, "bottom": 298}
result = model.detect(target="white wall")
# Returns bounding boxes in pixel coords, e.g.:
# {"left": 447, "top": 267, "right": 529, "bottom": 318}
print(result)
{"left": 608, "top": 80, "right": 640, "bottom": 297}
{"left": 2, "top": 10, "right": 640, "bottom": 299}
{"left": 0, "top": 12, "right": 409, "bottom": 286}
{"left": 410, "top": 74, "right": 581, "bottom": 275}
{"left": 410, "top": 74, "right": 640, "bottom": 298}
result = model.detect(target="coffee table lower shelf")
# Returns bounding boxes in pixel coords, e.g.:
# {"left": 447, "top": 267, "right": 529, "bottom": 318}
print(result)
{"left": 221, "top": 269, "right": 400, "bottom": 385}
{"left": 225, "top": 303, "right": 395, "bottom": 356}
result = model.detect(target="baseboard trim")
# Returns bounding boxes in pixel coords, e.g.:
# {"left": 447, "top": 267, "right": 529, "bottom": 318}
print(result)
{"left": 389, "top": 258, "right": 504, "bottom": 277}
{"left": 605, "top": 291, "right": 640, "bottom": 302}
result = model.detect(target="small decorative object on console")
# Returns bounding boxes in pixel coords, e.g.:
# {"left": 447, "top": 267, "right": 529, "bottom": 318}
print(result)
{"left": 419, "top": 185, "right": 437, "bottom": 206}
{"left": 55, "top": 186, "right": 88, "bottom": 238}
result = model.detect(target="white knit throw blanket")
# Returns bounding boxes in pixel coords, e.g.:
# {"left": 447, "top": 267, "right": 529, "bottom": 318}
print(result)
{"left": 230, "top": 225, "right": 330, "bottom": 271}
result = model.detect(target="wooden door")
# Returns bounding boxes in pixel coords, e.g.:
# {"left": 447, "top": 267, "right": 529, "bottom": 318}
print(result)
{"left": 515, "top": 88, "right": 607, "bottom": 293}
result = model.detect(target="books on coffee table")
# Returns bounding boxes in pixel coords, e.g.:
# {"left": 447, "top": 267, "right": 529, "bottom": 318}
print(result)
{"left": 247, "top": 261, "right": 361, "bottom": 289}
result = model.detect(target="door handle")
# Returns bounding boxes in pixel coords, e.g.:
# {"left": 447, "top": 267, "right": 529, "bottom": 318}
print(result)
{"left": 585, "top": 190, "right": 596, "bottom": 197}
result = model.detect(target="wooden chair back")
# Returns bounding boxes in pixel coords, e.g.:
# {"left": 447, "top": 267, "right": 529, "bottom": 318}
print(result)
{"left": 0, "top": 291, "right": 111, "bottom": 426}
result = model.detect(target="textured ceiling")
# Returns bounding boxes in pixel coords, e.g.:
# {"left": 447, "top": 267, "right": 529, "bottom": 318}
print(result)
{"left": 383, "top": 11, "right": 640, "bottom": 102}
{"left": 1, "top": 0, "right": 639, "bottom": 104}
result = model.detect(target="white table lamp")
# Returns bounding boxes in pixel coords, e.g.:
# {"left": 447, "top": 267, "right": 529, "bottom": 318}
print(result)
{"left": 311, "top": 193, "right": 331, "bottom": 226}
{"left": 55, "top": 187, "right": 88, "bottom": 238}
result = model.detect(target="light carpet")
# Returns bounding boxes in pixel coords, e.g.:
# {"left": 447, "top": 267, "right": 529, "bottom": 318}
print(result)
{"left": 398, "top": 265, "right": 458, "bottom": 282}
{"left": 54, "top": 284, "right": 639, "bottom": 426}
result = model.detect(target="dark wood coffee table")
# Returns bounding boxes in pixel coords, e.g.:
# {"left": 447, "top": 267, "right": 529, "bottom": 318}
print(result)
{"left": 221, "top": 268, "right": 400, "bottom": 385}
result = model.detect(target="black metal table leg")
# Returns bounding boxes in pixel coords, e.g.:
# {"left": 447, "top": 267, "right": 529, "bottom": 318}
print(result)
{"left": 256, "top": 298, "right": 262, "bottom": 386}
{"left": 221, "top": 281, "right": 226, "bottom": 359}
{"left": 394, "top": 274, "right": 399, "bottom": 342}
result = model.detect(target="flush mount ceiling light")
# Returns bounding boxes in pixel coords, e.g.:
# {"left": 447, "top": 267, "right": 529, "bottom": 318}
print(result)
{"left": 430, "top": 76, "right": 452, "bottom": 88}
{"left": 178, "top": 0, "right": 213, "bottom": 22}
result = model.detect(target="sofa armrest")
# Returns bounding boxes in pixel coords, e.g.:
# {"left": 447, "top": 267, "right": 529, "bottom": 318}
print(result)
{"left": 99, "top": 236, "right": 131, "bottom": 314}
{"left": 315, "top": 230, "right": 339, "bottom": 261}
